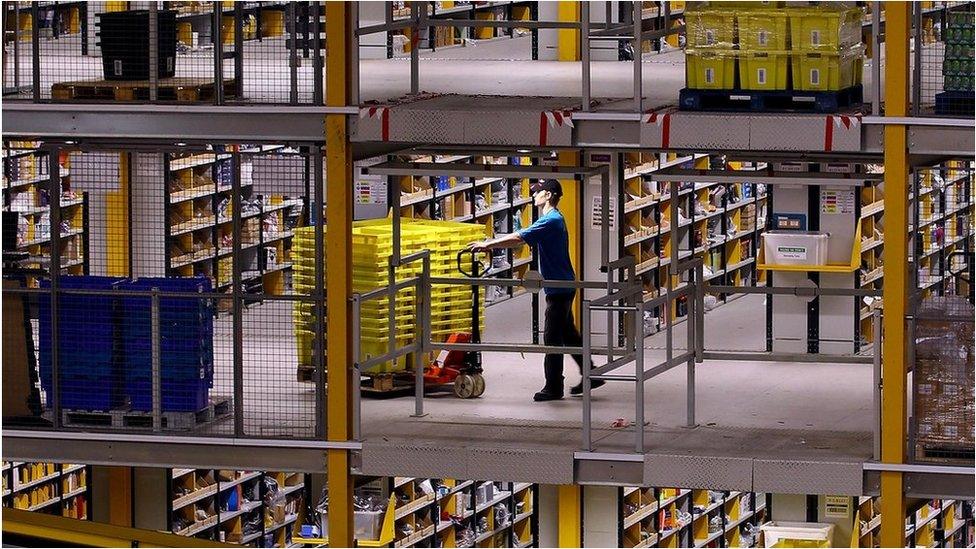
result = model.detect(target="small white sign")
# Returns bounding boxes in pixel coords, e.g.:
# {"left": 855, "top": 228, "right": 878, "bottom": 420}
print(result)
{"left": 590, "top": 195, "right": 616, "bottom": 230}
{"left": 777, "top": 246, "right": 807, "bottom": 260}
{"left": 824, "top": 495, "right": 850, "bottom": 519}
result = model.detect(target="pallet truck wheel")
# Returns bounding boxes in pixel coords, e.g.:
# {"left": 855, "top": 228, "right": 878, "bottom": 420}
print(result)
{"left": 454, "top": 374, "right": 476, "bottom": 399}
{"left": 472, "top": 374, "right": 486, "bottom": 397}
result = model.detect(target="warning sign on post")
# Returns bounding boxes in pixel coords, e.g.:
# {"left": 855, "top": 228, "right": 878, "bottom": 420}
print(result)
{"left": 820, "top": 189, "right": 855, "bottom": 215}
{"left": 590, "top": 195, "right": 616, "bottom": 230}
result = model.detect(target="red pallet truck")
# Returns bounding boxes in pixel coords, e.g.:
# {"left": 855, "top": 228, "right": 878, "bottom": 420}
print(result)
{"left": 423, "top": 250, "right": 487, "bottom": 398}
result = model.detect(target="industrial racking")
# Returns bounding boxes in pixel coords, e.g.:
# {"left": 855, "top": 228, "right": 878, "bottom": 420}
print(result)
{"left": 168, "top": 468, "right": 309, "bottom": 547}
{"left": 164, "top": 146, "right": 304, "bottom": 299}
{"left": 1, "top": 461, "right": 90, "bottom": 520}
{"left": 2, "top": 142, "right": 89, "bottom": 286}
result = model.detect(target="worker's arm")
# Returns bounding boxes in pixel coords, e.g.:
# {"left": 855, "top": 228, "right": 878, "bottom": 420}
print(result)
{"left": 467, "top": 232, "right": 525, "bottom": 252}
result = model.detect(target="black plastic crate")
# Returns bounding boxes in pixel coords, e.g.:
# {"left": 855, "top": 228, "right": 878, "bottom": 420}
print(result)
{"left": 96, "top": 10, "right": 177, "bottom": 81}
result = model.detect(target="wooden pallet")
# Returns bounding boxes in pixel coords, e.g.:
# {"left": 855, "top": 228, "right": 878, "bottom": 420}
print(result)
{"left": 679, "top": 85, "right": 863, "bottom": 113}
{"left": 51, "top": 77, "right": 239, "bottom": 102}
{"left": 915, "top": 441, "right": 974, "bottom": 465}
{"left": 59, "top": 397, "right": 232, "bottom": 431}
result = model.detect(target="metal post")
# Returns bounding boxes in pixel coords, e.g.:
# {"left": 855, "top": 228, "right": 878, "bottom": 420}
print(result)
{"left": 695, "top": 264, "right": 705, "bottom": 361}
{"left": 873, "top": 308, "right": 882, "bottom": 461}
{"left": 231, "top": 152, "right": 244, "bottom": 436}
{"left": 412, "top": 275, "right": 426, "bottom": 417}
{"left": 912, "top": 5, "right": 922, "bottom": 116}
{"left": 872, "top": 1, "right": 881, "bottom": 116}
{"left": 313, "top": 146, "right": 327, "bottom": 439}
{"left": 685, "top": 266, "right": 697, "bottom": 428}
{"left": 48, "top": 147, "right": 61, "bottom": 427}
{"left": 234, "top": 1, "right": 243, "bottom": 99}
{"left": 288, "top": 2, "right": 298, "bottom": 104}
{"left": 352, "top": 294, "right": 362, "bottom": 441}
{"left": 632, "top": 0, "right": 642, "bottom": 112}
{"left": 149, "top": 3, "right": 158, "bottom": 101}
{"left": 346, "top": 1, "right": 358, "bottom": 106}
{"left": 13, "top": 2, "right": 20, "bottom": 89}
{"left": 410, "top": 1, "right": 420, "bottom": 95}
{"left": 581, "top": 4, "right": 591, "bottom": 111}
{"left": 31, "top": 2, "right": 39, "bottom": 101}
{"left": 634, "top": 303, "right": 645, "bottom": 452}
{"left": 213, "top": 1, "right": 224, "bottom": 105}
{"left": 151, "top": 288, "right": 162, "bottom": 432}
{"left": 581, "top": 300, "right": 592, "bottom": 451}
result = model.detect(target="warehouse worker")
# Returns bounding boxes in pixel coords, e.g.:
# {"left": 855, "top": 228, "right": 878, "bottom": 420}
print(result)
{"left": 467, "top": 180, "right": 605, "bottom": 401}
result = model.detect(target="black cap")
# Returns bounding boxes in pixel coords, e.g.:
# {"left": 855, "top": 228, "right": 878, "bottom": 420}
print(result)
{"left": 530, "top": 179, "right": 563, "bottom": 198}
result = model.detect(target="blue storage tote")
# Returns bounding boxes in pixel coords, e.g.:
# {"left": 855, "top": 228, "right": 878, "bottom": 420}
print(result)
{"left": 117, "top": 276, "right": 214, "bottom": 412}
{"left": 37, "top": 276, "right": 125, "bottom": 410}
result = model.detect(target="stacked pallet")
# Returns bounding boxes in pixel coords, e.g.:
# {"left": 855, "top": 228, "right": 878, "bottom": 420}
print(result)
{"left": 292, "top": 218, "right": 486, "bottom": 374}
{"left": 38, "top": 275, "right": 214, "bottom": 414}
{"left": 682, "top": 2, "right": 864, "bottom": 111}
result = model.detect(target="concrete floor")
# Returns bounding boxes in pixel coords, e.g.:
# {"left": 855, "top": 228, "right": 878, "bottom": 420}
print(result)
{"left": 189, "top": 289, "right": 874, "bottom": 467}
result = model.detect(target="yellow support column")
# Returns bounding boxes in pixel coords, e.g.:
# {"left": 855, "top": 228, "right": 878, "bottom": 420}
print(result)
{"left": 558, "top": 151, "right": 583, "bottom": 321}
{"left": 325, "top": 2, "right": 354, "bottom": 548}
{"left": 106, "top": 467, "right": 132, "bottom": 527}
{"left": 557, "top": 485, "right": 582, "bottom": 547}
{"left": 557, "top": 1, "right": 580, "bottom": 62}
{"left": 880, "top": 3, "right": 910, "bottom": 547}
{"left": 106, "top": 153, "right": 130, "bottom": 276}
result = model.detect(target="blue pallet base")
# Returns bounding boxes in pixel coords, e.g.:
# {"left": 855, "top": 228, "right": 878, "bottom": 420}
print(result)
{"left": 935, "top": 91, "right": 975, "bottom": 116}
{"left": 679, "top": 85, "right": 864, "bottom": 113}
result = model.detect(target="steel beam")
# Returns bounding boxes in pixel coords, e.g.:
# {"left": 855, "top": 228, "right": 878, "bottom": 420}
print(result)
{"left": 880, "top": 4, "right": 910, "bottom": 546}
{"left": 325, "top": 3, "right": 355, "bottom": 547}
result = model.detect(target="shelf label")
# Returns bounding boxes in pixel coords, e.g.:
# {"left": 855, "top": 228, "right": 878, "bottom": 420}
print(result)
{"left": 590, "top": 195, "right": 616, "bottom": 231}
{"left": 824, "top": 495, "right": 851, "bottom": 518}
{"left": 777, "top": 246, "right": 807, "bottom": 260}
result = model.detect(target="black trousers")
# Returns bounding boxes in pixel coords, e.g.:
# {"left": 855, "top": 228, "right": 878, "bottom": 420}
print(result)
{"left": 542, "top": 292, "right": 584, "bottom": 394}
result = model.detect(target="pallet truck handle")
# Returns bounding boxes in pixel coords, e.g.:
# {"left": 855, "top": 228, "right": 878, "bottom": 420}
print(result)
{"left": 457, "top": 249, "right": 488, "bottom": 278}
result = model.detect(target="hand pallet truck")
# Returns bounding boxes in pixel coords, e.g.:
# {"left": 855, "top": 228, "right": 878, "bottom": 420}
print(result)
{"left": 423, "top": 250, "right": 487, "bottom": 398}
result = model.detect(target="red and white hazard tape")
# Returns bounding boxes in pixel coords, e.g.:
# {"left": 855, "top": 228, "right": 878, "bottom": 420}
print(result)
{"left": 360, "top": 106, "right": 391, "bottom": 141}
{"left": 643, "top": 110, "right": 672, "bottom": 148}
{"left": 823, "top": 114, "right": 861, "bottom": 152}
{"left": 538, "top": 110, "right": 573, "bottom": 146}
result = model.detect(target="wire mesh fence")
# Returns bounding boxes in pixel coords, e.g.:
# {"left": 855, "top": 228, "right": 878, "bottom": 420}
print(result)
{"left": 2, "top": 140, "right": 327, "bottom": 440}
{"left": 912, "top": 161, "right": 975, "bottom": 300}
{"left": 1, "top": 1, "right": 323, "bottom": 104}
{"left": 913, "top": 2, "right": 975, "bottom": 117}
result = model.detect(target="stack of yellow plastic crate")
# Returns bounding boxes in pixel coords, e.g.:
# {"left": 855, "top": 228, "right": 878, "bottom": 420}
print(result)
{"left": 787, "top": 5, "right": 864, "bottom": 92}
{"left": 292, "top": 218, "right": 486, "bottom": 374}
{"left": 685, "top": 2, "right": 864, "bottom": 93}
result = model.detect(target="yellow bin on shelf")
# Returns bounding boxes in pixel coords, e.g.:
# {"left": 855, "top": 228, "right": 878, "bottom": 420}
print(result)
{"left": 737, "top": 10, "right": 790, "bottom": 50}
{"left": 791, "top": 44, "right": 863, "bottom": 91}
{"left": 685, "top": 10, "right": 737, "bottom": 49}
{"left": 738, "top": 51, "right": 790, "bottom": 90}
{"left": 788, "top": 8, "right": 863, "bottom": 52}
{"left": 686, "top": 49, "right": 737, "bottom": 89}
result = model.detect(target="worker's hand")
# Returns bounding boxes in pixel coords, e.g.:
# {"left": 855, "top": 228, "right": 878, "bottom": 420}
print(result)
{"left": 466, "top": 241, "right": 488, "bottom": 253}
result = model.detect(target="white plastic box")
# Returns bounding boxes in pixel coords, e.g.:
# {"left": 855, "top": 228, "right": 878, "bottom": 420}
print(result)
{"left": 760, "top": 521, "right": 835, "bottom": 548}
{"left": 320, "top": 509, "right": 385, "bottom": 541}
{"left": 763, "top": 231, "right": 829, "bottom": 266}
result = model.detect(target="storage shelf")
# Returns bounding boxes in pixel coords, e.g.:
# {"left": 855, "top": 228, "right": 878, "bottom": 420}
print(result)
{"left": 264, "top": 513, "right": 299, "bottom": 535}
{"left": 624, "top": 502, "right": 659, "bottom": 529}
{"left": 62, "top": 486, "right": 88, "bottom": 500}
{"left": 513, "top": 482, "right": 532, "bottom": 494}
{"left": 476, "top": 491, "right": 511, "bottom": 513}
{"left": 758, "top": 262, "right": 858, "bottom": 273}
{"left": 861, "top": 200, "right": 885, "bottom": 219}
{"left": 220, "top": 500, "right": 263, "bottom": 524}
{"left": 27, "top": 497, "right": 62, "bottom": 512}
{"left": 172, "top": 484, "right": 218, "bottom": 511}
{"left": 219, "top": 471, "right": 262, "bottom": 491}
{"left": 395, "top": 494, "right": 434, "bottom": 520}
{"left": 177, "top": 515, "right": 219, "bottom": 537}
{"left": 13, "top": 471, "right": 61, "bottom": 492}
{"left": 170, "top": 153, "right": 230, "bottom": 172}
{"left": 61, "top": 465, "right": 85, "bottom": 476}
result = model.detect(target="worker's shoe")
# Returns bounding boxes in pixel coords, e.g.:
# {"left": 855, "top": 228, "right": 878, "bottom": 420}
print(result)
{"left": 533, "top": 390, "right": 563, "bottom": 401}
{"left": 570, "top": 379, "right": 606, "bottom": 396}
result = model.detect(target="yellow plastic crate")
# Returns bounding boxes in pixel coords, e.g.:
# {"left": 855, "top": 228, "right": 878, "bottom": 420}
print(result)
{"left": 791, "top": 45, "right": 862, "bottom": 91}
{"left": 738, "top": 51, "right": 790, "bottom": 90}
{"left": 686, "top": 49, "right": 737, "bottom": 89}
{"left": 737, "top": 10, "right": 790, "bottom": 51}
{"left": 685, "top": 10, "right": 737, "bottom": 49}
{"left": 788, "top": 8, "right": 863, "bottom": 52}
